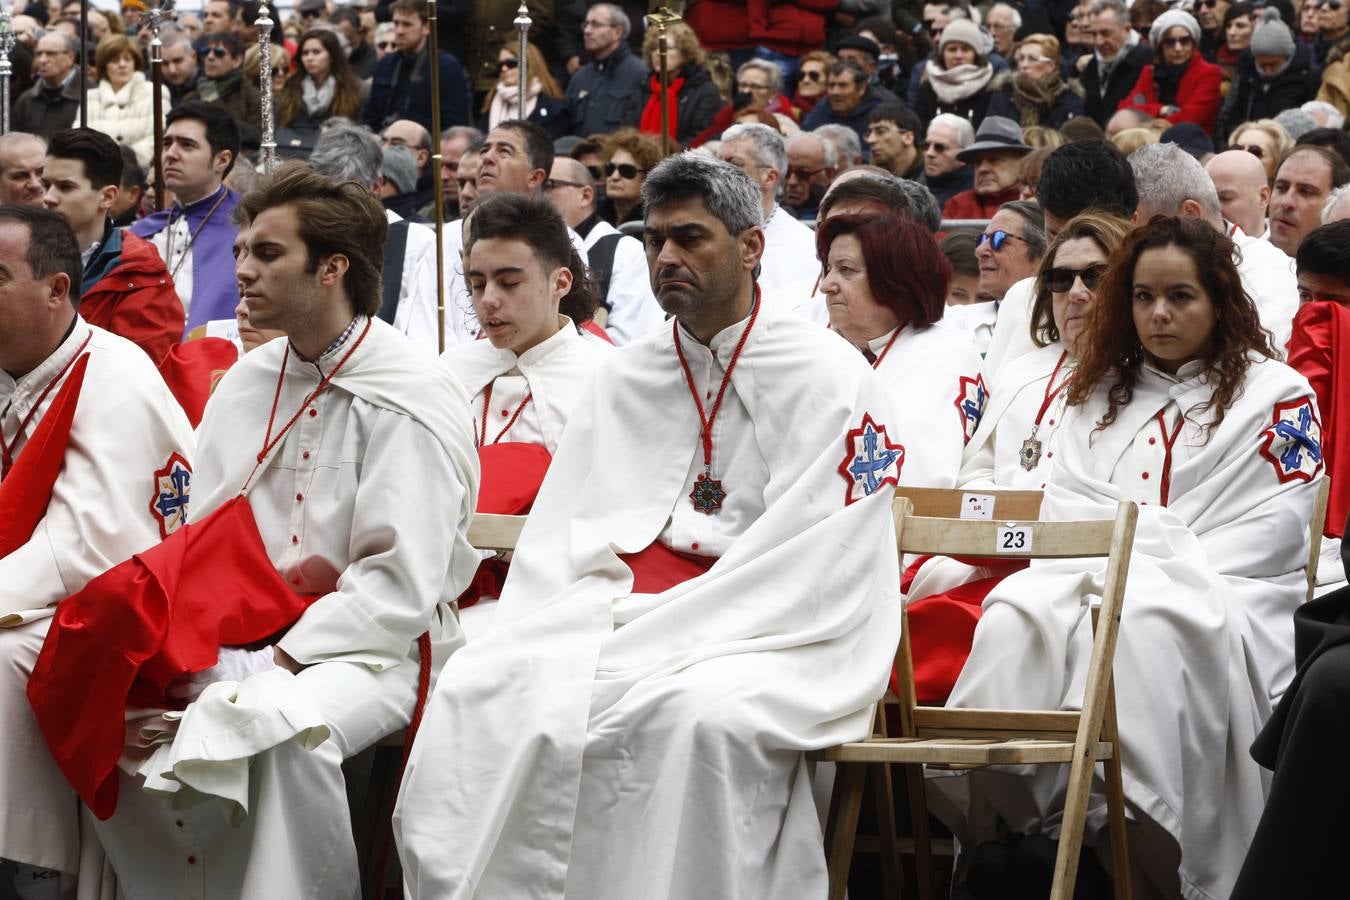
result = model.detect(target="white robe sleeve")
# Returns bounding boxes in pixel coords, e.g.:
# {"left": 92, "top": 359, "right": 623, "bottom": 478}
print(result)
{"left": 980, "top": 277, "right": 1037, "bottom": 380}
{"left": 392, "top": 223, "right": 441, "bottom": 355}
{"left": 277, "top": 408, "right": 469, "bottom": 668}
{"left": 602, "top": 236, "right": 664, "bottom": 347}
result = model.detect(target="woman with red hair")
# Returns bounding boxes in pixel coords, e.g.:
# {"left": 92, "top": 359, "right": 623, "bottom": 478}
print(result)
{"left": 816, "top": 211, "right": 985, "bottom": 489}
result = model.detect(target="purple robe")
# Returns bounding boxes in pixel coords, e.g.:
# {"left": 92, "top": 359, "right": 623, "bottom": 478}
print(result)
{"left": 132, "top": 186, "right": 242, "bottom": 336}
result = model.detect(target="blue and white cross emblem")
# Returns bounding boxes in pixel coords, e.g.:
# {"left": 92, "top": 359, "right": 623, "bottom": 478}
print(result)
{"left": 955, "top": 375, "right": 988, "bottom": 445}
{"left": 1259, "top": 398, "right": 1324, "bottom": 484}
{"left": 150, "top": 452, "right": 193, "bottom": 538}
{"left": 839, "top": 413, "right": 904, "bottom": 505}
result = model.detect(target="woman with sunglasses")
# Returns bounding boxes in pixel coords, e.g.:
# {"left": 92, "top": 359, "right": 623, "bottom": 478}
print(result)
{"left": 1118, "top": 9, "right": 1223, "bottom": 134}
{"left": 1224, "top": 117, "right": 1293, "bottom": 182}
{"left": 986, "top": 33, "right": 1086, "bottom": 128}
{"left": 275, "top": 29, "right": 365, "bottom": 131}
{"left": 903, "top": 213, "right": 1132, "bottom": 707}
{"left": 817, "top": 211, "right": 985, "bottom": 493}
{"left": 598, "top": 128, "right": 660, "bottom": 227}
{"left": 624, "top": 22, "right": 722, "bottom": 147}
{"left": 480, "top": 41, "right": 570, "bottom": 139}
{"left": 1216, "top": 11, "right": 1315, "bottom": 144}
{"left": 939, "top": 215, "right": 1323, "bottom": 900}
{"left": 790, "top": 50, "right": 834, "bottom": 119}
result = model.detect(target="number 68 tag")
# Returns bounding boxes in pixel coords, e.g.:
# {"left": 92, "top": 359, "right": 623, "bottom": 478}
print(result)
{"left": 996, "top": 523, "right": 1033, "bottom": 553}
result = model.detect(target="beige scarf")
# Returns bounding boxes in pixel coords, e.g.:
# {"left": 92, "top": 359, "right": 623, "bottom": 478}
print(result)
{"left": 926, "top": 60, "right": 995, "bottom": 104}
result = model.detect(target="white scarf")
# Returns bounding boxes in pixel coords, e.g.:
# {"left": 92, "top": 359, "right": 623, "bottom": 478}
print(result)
{"left": 487, "top": 78, "right": 541, "bottom": 130}
{"left": 301, "top": 75, "right": 335, "bottom": 116}
{"left": 926, "top": 60, "right": 995, "bottom": 104}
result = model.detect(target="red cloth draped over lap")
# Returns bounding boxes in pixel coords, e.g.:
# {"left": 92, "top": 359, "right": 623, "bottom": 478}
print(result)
{"left": 156, "top": 337, "right": 239, "bottom": 427}
{"left": 1288, "top": 301, "right": 1349, "bottom": 538}
{"left": 27, "top": 496, "right": 317, "bottom": 820}
{"left": 457, "top": 442, "right": 552, "bottom": 610}
{"left": 618, "top": 542, "right": 716, "bottom": 595}
{"left": 0, "top": 353, "right": 89, "bottom": 558}
{"left": 898, "top": 557, "right": 1030, "bottom": 705}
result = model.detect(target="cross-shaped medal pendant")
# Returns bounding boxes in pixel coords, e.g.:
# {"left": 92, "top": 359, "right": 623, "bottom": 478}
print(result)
{"left": 1019, "top": 437, "right": 1043, "bottom": 471}
{"left": 690, "top": 470, "right": 727, "bottom": 514}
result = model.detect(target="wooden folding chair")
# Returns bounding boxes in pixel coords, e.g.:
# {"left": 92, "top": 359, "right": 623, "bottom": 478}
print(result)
{"left": 1305, "top": 477, "right": 1332, "bottom": 603}
{"left": 354, "top": 512, "right": 528, "bottom": 900}
{"left": 818, "top": 487, "right": 1139, "bottom": 900}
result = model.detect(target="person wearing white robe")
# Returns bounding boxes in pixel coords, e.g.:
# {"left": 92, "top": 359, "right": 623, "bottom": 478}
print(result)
{"left": 443, "top": 193, "right": 614, "bottom": 638}
{"left": 816, "top": 208, "right": 985, "bottom": 491}
{"left": 0, "top": 207, "right": 195, "bottom": 895}
{"left": 395, "top": 153, "right": 905, "bottom": 900}
{"left": 88, "top": 166, "right": 480, "bottom": 899}
{"left": 934, "top": 216, "right": 1321, "bottom": 900}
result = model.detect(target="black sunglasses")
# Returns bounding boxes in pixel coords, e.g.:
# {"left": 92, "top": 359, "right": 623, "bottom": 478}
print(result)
{"left": 584, "top": 164, "right": 603, "bottom": 180}
{"left": 1239, "top": 143, "right": 1265, "bottom": 159}
{"left": 923, "top": 140, "right": 951, "bottom": 153}
{"left": 206, "top": 46, "right": 231, "bottom": 58}
{"left": 1199, "top": 0, "right": 1219, "bottom": 8}
{"left": 800, "top": 69, "right": 824, "bottom": 81}
{"left": 1319, "top": 0, "right": 1342, "bottom": 9}
{"left": 977, "top": 229, "right": 1027, "bottom": 251}
{"left": 376, "top": 40, "right": 394, "bottom": 49}
{"left": 499, "top": 58, "right": 519, "bottom": 70}
{"left": 604, "top": 162, "right": 643, "bottom": 179}
{"left": 1161, "top": 34, "right": 1195, "bottom": 47}
{"left": 301, "top": 7, "right": 322, "bottom": 17}
{"left": 1045, "top": 263, "right": 1108, "bottom": 293}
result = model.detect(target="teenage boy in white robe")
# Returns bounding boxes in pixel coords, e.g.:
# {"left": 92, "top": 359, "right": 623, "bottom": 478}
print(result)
{"left": 396, "top": 153, "right": 906, "bottom": 899}
{"left": 0, "top": 205, "right": 194, "bottom": 898}
{"left": 85, "top": 164, "right": 480, "bottom": 898}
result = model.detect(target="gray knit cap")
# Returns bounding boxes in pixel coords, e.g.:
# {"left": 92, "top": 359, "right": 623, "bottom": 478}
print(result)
{"left": 1148, "top": 9, "right": 1201, "bottom": 47}
{"left": 1249, "top": 7, "right": 1296, "bottom": 60}
{"left": 939, "top": 19, "right": 995, "bottom": 60}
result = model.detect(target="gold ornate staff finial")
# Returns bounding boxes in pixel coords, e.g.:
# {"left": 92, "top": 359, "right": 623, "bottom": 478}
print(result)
{"left": 643, "top": 5, "right": 684, "bottom": 157}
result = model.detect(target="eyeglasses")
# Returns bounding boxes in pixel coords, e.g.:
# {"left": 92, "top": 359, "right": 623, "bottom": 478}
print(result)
{"left": 1161, "top": 34, "right": 1195, "bottom": 47}
{"left": 206, "top": 46, "right": 231, "bottom": 58}
{"left": 301, "top": 7, "right": 322, "bottom": 17}
{"left": 1198, "top": 0, "right": 1219, "bottom": 8}
{"left": 544, "top": 178, "right": 585, "bottom": 190}
{"left": 376, "top": 40, "right": 394, "bottom": 49}
{"left": 1240, "top": 143, "right": 1265, "bottom": 159}
{"left": 499, "top": 58, "right": 519, "bottom": 70}
{"left": 923, "top": 140, "right": 952, "bottom": 153}
{"left": 800, "top": 69, "right": 825, "bottom": 82}
{"left": 1045, "top": 263, "right": 1108, "bottom": 293}
{"left": 786, "top": 165, "right": 826, "bottom": 180}
{"left": 737, "top": 81, "right": 770, "bottom": 92}
{"left": 1014, "top": 54, "right": 1052, "bottom": 65}
{"left": 605, "top": 162, "right": 644, "bottom": 179}
{"left": 977, "top": 229, "right": 1028, "bottom": 251}
{"left": 1318, "top": 0, "right": 1342, "bottom": 10}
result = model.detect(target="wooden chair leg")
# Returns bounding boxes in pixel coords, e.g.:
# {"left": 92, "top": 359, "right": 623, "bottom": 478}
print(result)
{"left": 1101, "top": 684, "right": 1132, "bottom": 900}
{"left": 870, "top": 762, "right": 903, "bottom": 900}
{"left": 827, "top": 763, "right": 868, "bottom": 900}
{"left": 1048, "top": 751, "right": 1093, "bottom": 900}
{"left": 903, "top": 762, "right": 935, "bottom": 900}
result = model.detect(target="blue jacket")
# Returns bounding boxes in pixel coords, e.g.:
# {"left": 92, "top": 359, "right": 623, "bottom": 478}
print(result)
{"left": 364, "top": 45, "right": 471, "bottom": 134}
{"left": 566, "top": 42, "right": 649, "bottom": 137}
{"left": 800, "top": 90, "right": 883, "bottom": 159}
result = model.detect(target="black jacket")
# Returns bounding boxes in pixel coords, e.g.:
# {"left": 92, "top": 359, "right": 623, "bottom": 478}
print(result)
{"left": 1217, "top": 46, "right": 1319, "bottom": 142}
{"left": 622, "top": 64, "right": 724, "bottom": 147}
{"left": 921, "top": 165, "right": 974, "bottom": 212}
{"left": 363, "top": 45, "right": 472, "bottom": 134}
{"left": 566, "top": 42, "right": 648, "bottom": 136}
{"left": 12, "top": 74, "right": 84, "bottom": 138}
{"left": 1080, "top": 43, "right": 1152, "bottom": 126}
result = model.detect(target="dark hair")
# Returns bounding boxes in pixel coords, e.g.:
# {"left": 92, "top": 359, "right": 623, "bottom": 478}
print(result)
{"left": 1296, "top": 220, "right": 1350, "bottom": 278}
{"left": 390, "top": 0, "right": 428, "bottom": 22}
{"left": 829, "top": 59, "right": 868, "bottom": 85}
{"left": 816, "top": 212, "right": 949, "bottom": 329}
{"left": 46, "top": 128, "right": 123, "bottom": 190}
{"left": 867, "top": 101, "right": 924, "bottom": 140}
{"left": 855, "top": 17, "right": 898, "bottom": 48}
{"left": 939, "top": 229, "right": 981, "bottom": 279}
{"left": 1037, "top": 139, "right": 1138, "bottom": 222}
{"left": 119, "top": 144, "right": 145, "bottom": 190}
{"left": 1295, "top": 128, "right": 1350, "bottom": 169}
{"left": 203, "top": 31, "right": 243, "bottom": 57}
{"left": 1029, "top": 210, "right": 1132, "bottom": 346}
{"left": 276, "top": 29, "right": 364, "bottom": 128}
{"left": 0, "top": 205, "right": 84, "bottom": 306}
{"left": 1280, "top": 145, "right": 1350, "bottom": 189}
{"left": 493, "top": 119, "right": 554, "bottom": 178}
{"left": 819, "top": 174, "right": 942, "bottom": 232}
{"left": 235, "top": 161, "right": 388, "bottom": 317}
{"left": 466, "top": 192, "right": 599, "bottom": 325}
{"left": 330, "top": 7, "right": 360, "bottom": 29}
{"left": 1222, "top": 2, "right": 1255, "bottom": 27}
{"left": 1067, "top": 215, "right": 1274, "bottom": 436}
{"left": 1060, "top": 116, "right": 1106, "bottom": 143}
{"left": 166, "top": 101, "right": 241, "bottom": 178}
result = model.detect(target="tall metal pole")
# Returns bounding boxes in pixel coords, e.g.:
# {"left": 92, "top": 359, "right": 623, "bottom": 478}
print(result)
{"left": 256, "top": 2, "right": 276, "bottom": 173}
{"left": 148, "top": 0, "right": 173, "bottom": 211}
{"left": 79, "top": 0, "right": 88, "bottom": 127}
{"left": 0, "top": 11, "right": 15, "bottom": 135}
{"left": 427, "top": 0, "right": 445, "bottom": 353}
{"left": 513, "top": 2, "right": 529, "bottom": 117}
{"left": 645, "top": 7, "right": 683, "bottom": 156}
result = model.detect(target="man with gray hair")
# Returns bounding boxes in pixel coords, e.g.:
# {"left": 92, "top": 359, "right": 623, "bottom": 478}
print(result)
{"left": 816, "top": 123, "right": 865, "bottom": 170}
{"left": 718, "top": 123, "right": 820, "bottom": 307}
{"left": 159, "top": 29, "right": 201, "bottom": 104}
{"left": 1132, "top": 141, "right": 1299, "bottom": 351}
{"left": 1082, "top": 0, "right": 1150, "bottom": 126}
{"left": 783, "top": 132, "right": 838, "bottom": 220}
{"left": 439, "top": 125, "right": 483, "bottom": 217}
{"left": 921, "top": 112, "right": 975, "bottom": 210}
{"left": 1324, "top": 183, "right": 1350, "bottom": 224}
{"left": 986, "top": 2, "right": 1022, "bottom": 57}
{"left": 13, "top": 32, "right": 83, "bottom": 137}
{"left": 396, "top": 151, "right": 904, "bottom": 900}
{"left": 310, "top": 124, "right": 441, "bottom": 352}
{"left": 567, "top": 3, "right": 648, "bottom": 136}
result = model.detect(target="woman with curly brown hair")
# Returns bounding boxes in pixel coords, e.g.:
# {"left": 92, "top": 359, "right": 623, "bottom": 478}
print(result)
{"left": 275, "top": 29, "right": 365, "bottom": 130}
{"left": 598, "top": 128, "right": 661, "bottom": 226}
{"left": 936, "top": 215, "right": 1325, "bottom": 900}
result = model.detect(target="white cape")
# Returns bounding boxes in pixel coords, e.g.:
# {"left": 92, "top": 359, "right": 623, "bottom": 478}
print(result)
{"left": 395, "top": 304, "right": 905, "bottom": 899}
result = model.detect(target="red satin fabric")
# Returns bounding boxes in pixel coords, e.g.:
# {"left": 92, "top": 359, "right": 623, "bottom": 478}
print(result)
{"left": 638, "top": 73, "right": 685, "bottom": 137}
{"left": 618, "top": 542, "right": 716, "bottom": 595}
{"left": 156, "top": 337, "right": 239, "bottom": 427}
{"left": 457, "top": 442, "right": 552, "bottom": 610}
{"left": 27, "top": 496, "right": 316, "bottom": 819}
{"left": 1288, "top": 301, "right": 1349, "bottom": 538}
{"left": 0, "top": 354, "right": 89, "bottom": 558}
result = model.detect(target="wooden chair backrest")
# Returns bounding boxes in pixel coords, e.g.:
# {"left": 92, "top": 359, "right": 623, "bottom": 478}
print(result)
{"left": 1306, "top": 477, "right": 1332, "bottom": 603}
{"left": 467, "top": 513, "right": 527, "bottom": 553}
{"left": 891, "top": 490, "right": 1139, "bottom": 745}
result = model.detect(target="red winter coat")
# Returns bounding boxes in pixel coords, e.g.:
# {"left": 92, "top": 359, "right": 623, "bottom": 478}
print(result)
{"left": 1117, "top": 53, "right": 1223, "bottom": 136}
{"left": 685, "top": 0, "right": 840, "bottom": 56}
{"left": 80, "top": 230, "right": 184, "bottom": 365}
{"left": 942, "top": 184, "right": 1022, "bottom": 221}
